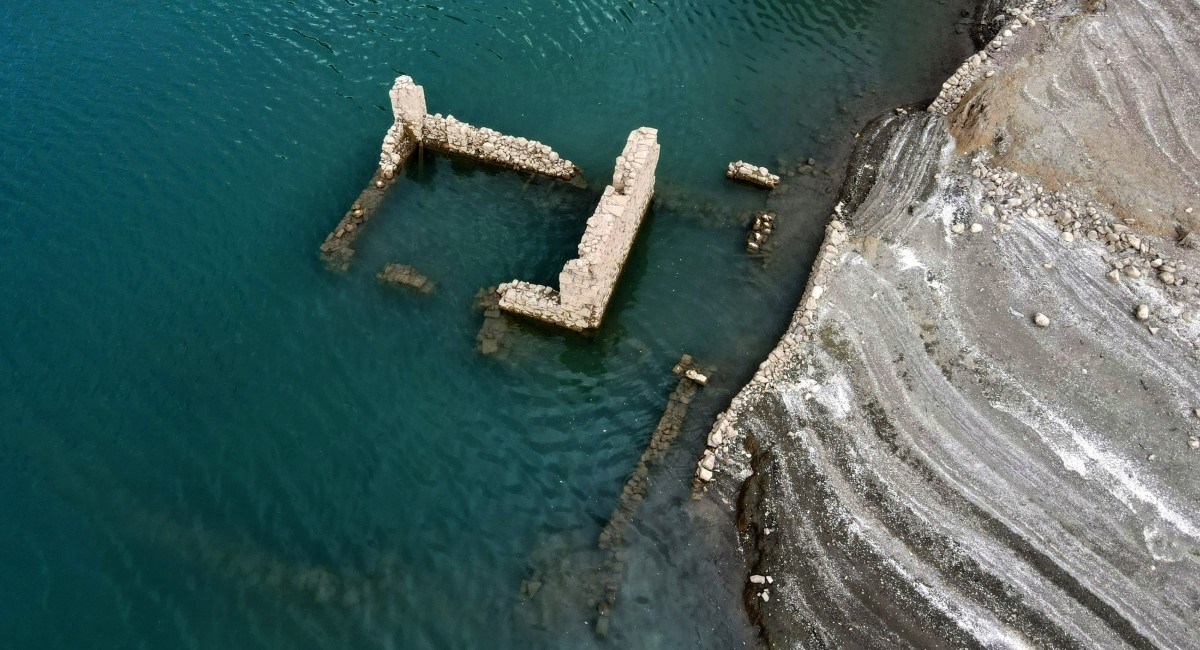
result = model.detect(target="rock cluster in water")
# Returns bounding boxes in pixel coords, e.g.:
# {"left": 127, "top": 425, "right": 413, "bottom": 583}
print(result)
{"left": 726, "top": 160, "right": 780, "bottom": 189}
{"left": 747, "top": 211, "right": 775, "bottom": 253}
{"left": 497, "top": 127, "right": 660, "bottom": 331}
{"left": 377, "top": 263, "right": 433, "bottom": 293}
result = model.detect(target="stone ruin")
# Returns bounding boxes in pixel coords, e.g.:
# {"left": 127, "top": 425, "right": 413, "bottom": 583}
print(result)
{"left": 496, "top": 127, "right": 660, "bottom": 331}
{"left": 726, "top": 160, "right": 780, "bottom": 189}
{"left": 320, "top": 76, "right": 581, "bottom": 270}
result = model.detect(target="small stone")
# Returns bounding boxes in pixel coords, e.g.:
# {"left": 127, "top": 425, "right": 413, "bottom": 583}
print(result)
{"left": 1060, "top": 231, "right": 1075, "bottom": 242}
{"left": 1147, "top": 454, "right": 1156, "bottom": 461}
{"left": 1135, "top": 304, "right": 1150, "bottom": 321}
{"left": 1106, "top": 269, "right": 1121, "bottom": 283}
{"left": 760, "top": 591, "right": 770, "bottom": 602}
{"left": 1149, "top": 326, "right": 1160, "bottom": 335}
{"left": 1159, "top": 272, "right": 1176, "bottom": 284}
{"left": 1194, "top": 408, "right": 1200, "bottom": 418}
{"left": 951, "top": 223, "right": 965, "bottom": 234}
{"left": 970, "top": 223, "right": 983, "bottom": 233}
{"left": 1189, "top": 438, "right": 1199, "bottom": 449}
{"left": 750, "top": 575, "right": 766, "bottom": 584}
{"left": 1033, "top": 313, "right": 1050, "bottom": 327}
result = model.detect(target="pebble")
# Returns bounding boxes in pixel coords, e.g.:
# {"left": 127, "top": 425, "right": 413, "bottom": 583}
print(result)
{"left": 1147, "top": 454, "right": 1157, "bottom": 461}
{"left": 1060, "top": 231, "right": 1075, "bottom": 242}
{"left": 1136, "top": 304, "right": 1150, "bottom": 321}
{"left": 1189, "top": 438, "right": 1199, "bottom": 450}
{"left": 750, "top": 575, "right": 766, "bottom": 584}
{"left": 760, "top": 591, "right": 770, "bottom": 602}
{"left": 952, "top": 223, "right": 966, "bottom": 234}
{"left": 1033, "top": 313, "right": 1050, "bottom": 327}
{"left": 1159, "top": 271, "right": 1176, "bottom": 284}
{"left": 1193, "top": 408, "right": 1200, "bottom": 418}
{"left": 970, "top": 223, "right": 983, "bottom": 233}
{"left": 1106, "top": 269, "right": 1121, "bottom": 283}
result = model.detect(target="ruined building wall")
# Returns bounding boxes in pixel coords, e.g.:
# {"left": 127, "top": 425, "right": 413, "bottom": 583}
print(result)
{"left": 498, "top": 127, "right": 659, "bottom": 331}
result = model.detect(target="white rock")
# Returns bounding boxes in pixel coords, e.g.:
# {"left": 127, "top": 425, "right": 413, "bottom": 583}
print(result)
{"left": 750, "top": 575, "right": 766, "bottom": 584}
{"left": 1136, "top": 304, "right": 1150, "bottom": 321}
{"left": 970, "top": 223, "right": 983, "bottom": 233}
{"left": 1033, "top": 313, "right": 1050, "bottom": 327}
{"left": 951, "top": 223, "right": 966, "bottom": 234}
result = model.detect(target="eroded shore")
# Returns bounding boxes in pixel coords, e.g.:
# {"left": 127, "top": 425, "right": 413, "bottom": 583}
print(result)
{"left": 702, "top": 1, "right": 1200, "bottom": 647}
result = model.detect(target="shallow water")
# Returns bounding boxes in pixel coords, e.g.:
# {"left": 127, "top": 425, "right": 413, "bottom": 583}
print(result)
{"left": 0, "top": 1, "right": 967, "bottom": 647}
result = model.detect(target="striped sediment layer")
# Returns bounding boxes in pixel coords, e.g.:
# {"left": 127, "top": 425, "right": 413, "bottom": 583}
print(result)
{"left": 702, "top": 1, "right": 1200, "bottom": 647}
{"left": 498, "top": 127, "right": 660, "bottom": 331}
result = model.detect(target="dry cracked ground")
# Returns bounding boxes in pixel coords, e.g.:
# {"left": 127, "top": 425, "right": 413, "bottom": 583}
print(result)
{"left": 701, "top": 1, "right": 1200, "bottom": 647}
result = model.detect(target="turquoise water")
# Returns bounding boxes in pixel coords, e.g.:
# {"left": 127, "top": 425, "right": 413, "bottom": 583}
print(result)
{"left": 0, "top": 1, "right": 968, "bottom": 647}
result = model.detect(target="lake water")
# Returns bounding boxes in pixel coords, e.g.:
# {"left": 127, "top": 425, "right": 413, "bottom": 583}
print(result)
{"left": 0, "top": 1, "right": 969, "bottom": 647}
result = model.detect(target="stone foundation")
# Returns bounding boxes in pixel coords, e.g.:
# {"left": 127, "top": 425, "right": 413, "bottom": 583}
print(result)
{"left": 726, "top": 160, "right": 780, "bottom": 189}
{"left": 377, "top": 263, "right": 433, "bottom": 293}
{"left": 497, "top": 127, "right": 660, "bottom": 331}
{"left": 746, "top": 211, "right": 775, "bottom": 253}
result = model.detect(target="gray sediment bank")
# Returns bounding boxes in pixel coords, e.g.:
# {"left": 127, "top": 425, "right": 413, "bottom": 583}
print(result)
{"left": 701, "top": 0, "right": 1200, "bottom": 647}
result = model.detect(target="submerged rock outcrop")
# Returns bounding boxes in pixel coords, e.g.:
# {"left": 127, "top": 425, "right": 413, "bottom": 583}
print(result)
{"left": 703, "top": 1, "right": 1200, "bottom": 647}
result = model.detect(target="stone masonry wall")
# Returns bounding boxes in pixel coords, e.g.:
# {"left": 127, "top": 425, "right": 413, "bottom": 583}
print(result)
{"left": 497, "top": 127, "right": 660, "bottom": 331}
{"left": 422, "top": 114, "right": 579, "bottom": 180}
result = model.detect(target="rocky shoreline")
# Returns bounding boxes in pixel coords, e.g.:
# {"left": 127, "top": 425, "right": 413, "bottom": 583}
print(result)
{"left": 703, "top": 0, "right": 1200, "bottom": 647}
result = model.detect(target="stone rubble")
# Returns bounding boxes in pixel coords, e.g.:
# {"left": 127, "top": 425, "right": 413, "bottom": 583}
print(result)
{"left": 747, "top": 211, "right": 776, "bottom": 253}
{"left": 376, "top": 263, "right": 433, "bottom": 293}
{"left": 727, "top": 161, "right": 780, "bottom": 189}
{"left": 497, "top": 128, "right": 660, "bottom": 331}
{"left": 971, "top": 160, "right": 1193, "bottom": 293}
{"left": 928, "top": 5, "right": 1038, "bottom": 116}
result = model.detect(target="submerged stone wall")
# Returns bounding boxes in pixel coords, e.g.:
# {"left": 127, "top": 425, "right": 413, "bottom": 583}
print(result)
{"left": 422, "top": 114, "right": 579, "bottom": 180}
{"left": 497, "top": 127, "right": 660, "bottom": 331}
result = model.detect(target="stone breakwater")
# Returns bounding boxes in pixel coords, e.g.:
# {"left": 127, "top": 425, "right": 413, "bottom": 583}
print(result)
{"left": 497, "top": 127, "right": 660, "bottom": 331}
{"left": 594, "top": 355, "right": 706, "bottom": 637}
{"left": 693, "top": 214, "right": 849, "bottom": 492}
{"left": 726, "top": 161, "right": 780, "bottom": 189}
{"left": 928, "top": 4, "right": 1037, "bottom": 115}
{"left": 320, "top": 75, "right": 580, "bottom": 269}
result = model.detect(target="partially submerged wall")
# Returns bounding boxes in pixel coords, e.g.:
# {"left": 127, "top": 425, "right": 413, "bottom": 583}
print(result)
{"left": 422, "top": 115, "right": 579, "bottom": 180}
{"left": 497, "top": 127, "right": 660, "bottom": 331}
{"left": 320, "top": 75, "right": 580, "bottom": 270}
